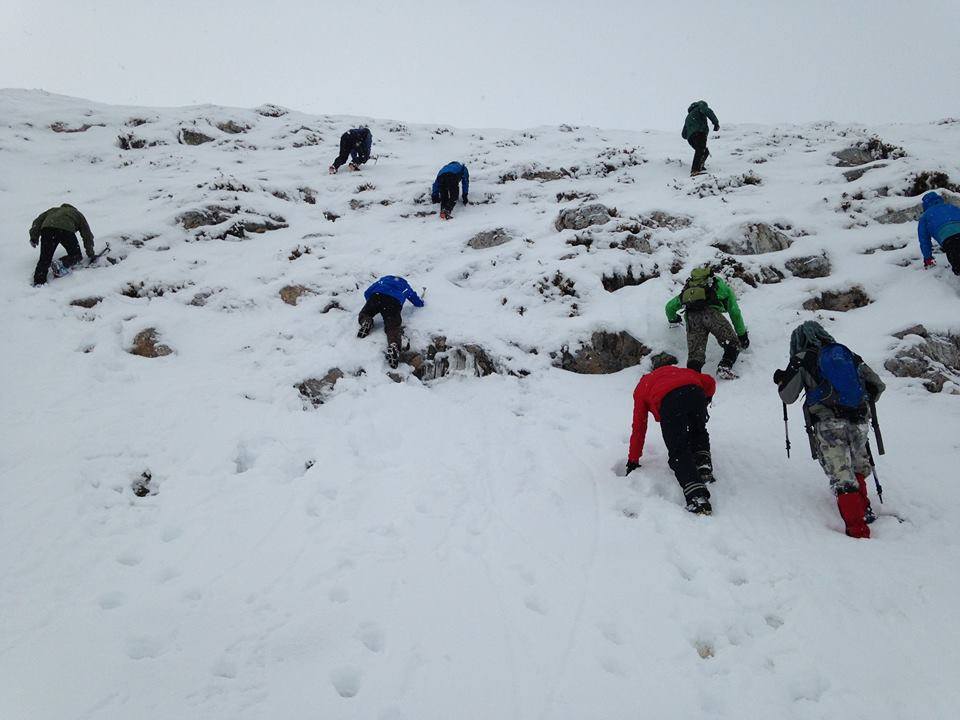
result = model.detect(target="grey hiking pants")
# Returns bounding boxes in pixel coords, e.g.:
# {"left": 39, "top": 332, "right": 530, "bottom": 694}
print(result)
{"left": 814, "top": 417, "right": 871, "bottom": 495}
{"left": 685, "top": 307, "right": 739, "bottom": 372}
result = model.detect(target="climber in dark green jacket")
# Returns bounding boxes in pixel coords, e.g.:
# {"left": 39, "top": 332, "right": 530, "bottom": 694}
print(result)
{"left": 666, "top": 267, "right": 747, "bottom": 378}
{"left": 29, "top": 204, "right": 95, "bottom": 285}
{"left": 681, "top": 100, "right": 720, "bottom": 177}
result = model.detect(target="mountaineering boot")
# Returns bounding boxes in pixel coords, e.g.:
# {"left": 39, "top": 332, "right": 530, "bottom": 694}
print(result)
{"left": 348, "top": 162, "right": 360, "bottom": 171}
{"left": 685, "top": 495, "right": 712, "bottom": 516}
{"left": 716, "top": 364, "right": 738, "bottom": 380}
{"left": 690, "top": 169, "right": 705, "bottom": 177}
{"left": 51, "top": 260, "right": 70, "bottom": 278}
{"left": 695, "top": 451, "right": 715, "bottom": 483}
{"left": 856, "top": 473, "right": 876, "bottom": 524}
{"left": 357, "top": 316, "right": 373, "bottom": 338}
{"left": 385, "top": 343, "right": 400, "bottom": 369}
{"left": 837, "top": 491, "right": 870, "bottom": 538}
{"left": 439, "top": 210, "right": 448, "bottom": 220}
{"left": 328, "top": 165, "right": 337, "bottom": 175}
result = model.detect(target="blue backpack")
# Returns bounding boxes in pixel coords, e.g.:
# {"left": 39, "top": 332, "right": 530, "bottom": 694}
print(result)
{"left": 806, "top": 343, "right": 866, "bottom": 410}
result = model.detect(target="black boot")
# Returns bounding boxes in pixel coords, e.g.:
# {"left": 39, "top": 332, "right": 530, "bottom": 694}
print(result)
{"left": 385, "top": 343, "right": 400, "bottom": 369}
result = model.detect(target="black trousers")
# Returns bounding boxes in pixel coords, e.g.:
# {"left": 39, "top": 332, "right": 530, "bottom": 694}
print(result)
{"left": 687, "top": 131, "right": 709, "bottom": 173}
{"left": 34, "top": 228, "right": 82, "bottom": 284}
{"left": 332, "top": 133, "right": 357, "bottom": 169}
{"left": 437, "top": 173, "right": 460, "bottom": 213}
{"left": 358, "top": 293, "right": 403, "bottom": 347}
{"left": 943, "top": 234, "right": 960, "bottom": 275}
{"left": 659, "top": 385, "right": 711, "bottom": 501}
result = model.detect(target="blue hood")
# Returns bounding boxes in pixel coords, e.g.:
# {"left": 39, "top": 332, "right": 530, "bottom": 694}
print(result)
{"left": 922, "top": 192, "right": 944, "bottom": 210}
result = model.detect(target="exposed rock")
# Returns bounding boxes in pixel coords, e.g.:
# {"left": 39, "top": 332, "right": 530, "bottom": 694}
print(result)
{"left": 189, "top": 290, "right": 214, "bottom": 307}
{"left": 117, "top": 133, "right": 162, "bottom": 150}
{"left": 716, "top": 223, "right": 792, "bottom": 255}
{"left": 121, "top": 281, "right": 192, "bottom": 299}
{"left": 862, "top": 242, "right": 906, "bottom": 255}
{"left": 126, "top": 118, "right": 151, "bottom": 127}
{"left": 403, "top": 336, "right": 498, "bottom": 381}
{"left": 638, "top": 210, "right": 693, "bottom": 231}
{"left": 349, "top": 199, "right": 368, "bottom": 211}
{"left": 555, "top": 203, "right": 614, "bottom": 231}
{"left": 885, "top": 325, "right": 960, "bottom": 392}
{"left": 802, "top": 286, "right": 871, "bottom": 312}
{"left": 216, "top": 120, "right": 249, "bottom": 134}
{"left": 178, "top": 128, "right": 215, "bottom": 145}
{"left": 279, "top": 285, "right": 315, "bottom": 306}
{"left": 833, "top": 136, "right": 906, "bottom": 167}
{"left": 601, "top": 266, "right": 658, "bottom": 292}
{"left": 323, "top": 211, "right": 340, "bottom": 222}
{"left": 565, "top": 233, "right": 593, "bottom": 249}
{"left": 322, "top": 300, "right": 344, "bottom": 313}
{"left": 51, "top": 121, "right": 103, "bottom": 133}
{"left": 649, "top": 351, "right": 679, "bottom": 368}
{"left": 558, "top": 331, "right": 650, "bottom": 374}
{"left": 556, "top": 191, "right": 597, "bottom": 203}
{"left": 178, "top": 206, "right": 234, "bottom": 230}
{"left": 70, "top": 296, "right": 103, "bottom": 308}
{"left": 843, "top": 164, "right": 886, "bottom": 182}
{"left": 467, "top": 228, "right": 512, "bottom": 249}
{"left": 785, "top": 254, "right": 831, "bottom": 279}
{"left": 903, "top": 171, "right": 960, "bottom": 197}
{"left": 255, "top": 104, "right": 288, "bottom": 117}
{"left": 758, "top": 266, "right": 785, "bottom": 284}
{"left": 874, "top": 205, "right": 923, "bottom": 225}
{"left": 536, "top": 271, "right": 578, "bottom": 298}
{"left": 296, "top": 368, "right": 345, "bottom": 407}
{"left": 522, "top": 168, "right": 572, "bottom": 182}
{"left": 618, "top": 234, "right": 653, "bottom": 253}
{"left": 299, "top": 187, "right": 317, "bottom": 204}
{"left": 129, "top": 328, "right": 173, "bottom": 358}
{"left": 132, "top": 470, "right": 154, "bottom": 497}
{"left": 686, "top": 172, "right": 761, "bottom": 197}
{"left": 714, "top": 257, "right": 783, "bottom": 288}
{"left": 242, "top": 216, "right": 287, "bottom": 234}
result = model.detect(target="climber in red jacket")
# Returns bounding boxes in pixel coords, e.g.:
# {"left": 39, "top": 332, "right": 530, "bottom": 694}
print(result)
{"left": 626, "top": 353, "right": 717, "bottom": 515}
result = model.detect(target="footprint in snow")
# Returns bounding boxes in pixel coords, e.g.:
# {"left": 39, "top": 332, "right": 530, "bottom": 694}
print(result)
{"left": 355, "top": 621, "right": 385, "bottom": 653}
{"left": 97, "top": 591, "right": 126, "bottom": 610}
{"left": 329, "top": 586, "right": 350, "bottom": 604}
{"left": 330, "top": 665, "right": 362, "bottom": 698}
{"left": 524, "top": 594, "right": 547, "bottom": 615}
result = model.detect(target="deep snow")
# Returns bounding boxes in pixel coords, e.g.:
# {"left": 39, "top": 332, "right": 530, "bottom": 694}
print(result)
{"left": 1, "top": 90, "right": 959, "bottom": 720}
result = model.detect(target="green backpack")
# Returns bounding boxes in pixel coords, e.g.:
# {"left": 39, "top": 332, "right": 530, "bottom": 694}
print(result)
{"left": 680, "top": 267, "right": 717, "bottom": 311}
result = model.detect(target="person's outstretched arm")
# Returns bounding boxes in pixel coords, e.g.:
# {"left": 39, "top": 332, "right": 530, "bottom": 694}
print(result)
{"left": 917, "top": 216, "right": 934, "bottom": 263}
{"left": 706, "top": 107, "right": 719, "bottom": 131}
{"left": 461, "top": 166, "right": 469, "bottom": 199}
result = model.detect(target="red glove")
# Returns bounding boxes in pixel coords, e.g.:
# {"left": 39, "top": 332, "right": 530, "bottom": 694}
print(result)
{"left": 924, "top": 258, "right": 936, "bottom": 268}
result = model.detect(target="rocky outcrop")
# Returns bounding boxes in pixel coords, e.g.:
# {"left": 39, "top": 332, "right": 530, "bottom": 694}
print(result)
{"left": 555, "top": 203, "right": 614, "bottom": 232}
{"left": 177, "top": 205, "right": 288, "bottom": 237}
{"left": 833, "top": 136, "right": 906, "bottom": 167}
{"left": 129, "top": 329, "right": 173, "bottom": 358}
{"left": 885, "top": 325, "right": 960, "bottom": 392}
{"left": 70, "top": 296, "right": 103, "bottom": 308}
{"left": 403, "top": 337, "right": 497, "bottom": 381}
{"left": 902, "top": 171, "right": 960, "bottom": 197}
{"left": 638, "top": 211, "right": 693, "bottom": 231}
{"left": 716, "top": 223, "right": 792, "bottom": 255}
{"left": 215, "top": 120, "right": 249, "bottom": 134}
{"left": 468, "top": 228, "right": 512, "bottom": 249}
{"left": 179, "top": 128, "right": 214, "bottom": 145}
{"left": 296, "top": 368, "right": 345, "bottom": 407}
{"left": 558, "top": 331, "right": 650, "bottom": 374}
{"left": 279, "top": 285, "right": 315, "bottom": 306}
{"left": 785, "top": 254, "right": 831, "bottom": 279}
{"left": 601, "top": 266, "right": 658, "bottom": 292}
{"left": 802, "top": 286, "right": 871, "bottom": 312}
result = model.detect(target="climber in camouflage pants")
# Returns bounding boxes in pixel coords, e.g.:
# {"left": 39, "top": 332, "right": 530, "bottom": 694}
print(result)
{"left": 813, "top": 418, "right": 872, "bottom": 494}
{"left": 684, "top": 308, "right": 740, "bottom": 372}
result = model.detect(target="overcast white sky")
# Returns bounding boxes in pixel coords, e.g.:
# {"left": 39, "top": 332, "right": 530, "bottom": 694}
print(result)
{"left": 2, "top": 0, "right": 958, "bottom": 131}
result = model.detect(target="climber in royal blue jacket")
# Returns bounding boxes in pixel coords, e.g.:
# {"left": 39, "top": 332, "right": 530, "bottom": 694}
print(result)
{"left": 917, "top": 191, "right": 960, "bottom": 275}
{"left": 431, "top": 162, "right": 470, "bottom": 219}
{"left": 329, "top": 127, "right": 373, "bottom": 174}
{"left": 357, "top": 276, "right": 425, "bottom": 369}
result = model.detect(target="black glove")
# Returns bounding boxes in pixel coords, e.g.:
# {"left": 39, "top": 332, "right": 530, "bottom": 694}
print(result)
{"left": 669, "top": 318, "right": 683, "bottom": 327}
{"left": 773, "top": 368, "right": 786, "bottom": 385}
{"left": 30, "top": 238, "right": 38, "bottom": 248}
{"left": 462, "top": 195, "right": 469, "bottom": 205}
{"left": 626, "top": 461, "right": 640, "bottom": 475}
{"left": 739, "top": 332, "right": 750, "bottom": 349}
{"left": 713, "top": 124, "right": 720, "bottom": 132}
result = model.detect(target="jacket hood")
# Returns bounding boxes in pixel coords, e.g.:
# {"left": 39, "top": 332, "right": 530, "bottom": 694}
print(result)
{"left": 922, "top": 191, "right": 944, "bottom": 210}
{"left": 688, "top": 100, "right": 708, "bottom": 113}
{"left": 790, "top": 321, "right": 835, "bottom": 357}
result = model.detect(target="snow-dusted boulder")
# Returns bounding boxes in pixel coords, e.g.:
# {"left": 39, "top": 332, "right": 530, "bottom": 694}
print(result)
{"left": 555, "top": 203, "right": 614, "bottom": 232}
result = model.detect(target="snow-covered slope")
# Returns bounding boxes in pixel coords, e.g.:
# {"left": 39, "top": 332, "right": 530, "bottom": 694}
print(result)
{"left": 1, "top": 90, "right": 959, "bottom": 720}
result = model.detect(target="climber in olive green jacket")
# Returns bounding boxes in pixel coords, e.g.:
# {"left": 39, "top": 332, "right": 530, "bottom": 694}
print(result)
{"left": 666, "top": 268, "right": 747, "bottom": 377}
{"left": 681, "top": 100, "right": 719, "bottom": 176}
{"left": 29, "top": 204, "right": 95, "bottom": 285}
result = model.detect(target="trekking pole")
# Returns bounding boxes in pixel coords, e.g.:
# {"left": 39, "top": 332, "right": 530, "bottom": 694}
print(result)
{"left": 782, "top": 403, "right": 791, "bottom": 458}
{"left": 866, "top": 440, "right": 884, "bottom": 504}
{"left": 869, "top": 399, "right": 885, "bottom": 456}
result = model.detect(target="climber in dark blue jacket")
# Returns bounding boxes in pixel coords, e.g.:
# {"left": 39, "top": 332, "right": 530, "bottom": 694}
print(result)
{"left": 329, "top": 128, "right": 373, "bottom": 173}
{"left": 358, "top": 276, "right": 425, "bottom": 368}
{"left": 431, "top": 162, "right": 470, "bottom": 219}
{"left": 917, "top": 191, "right": 960, "bottom": 274}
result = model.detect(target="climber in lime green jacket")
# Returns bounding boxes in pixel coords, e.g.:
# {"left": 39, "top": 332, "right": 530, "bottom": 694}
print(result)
{"left": 665, "top": 267, "right": 748, "bottom": 377}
